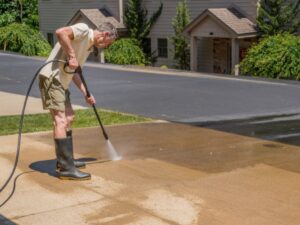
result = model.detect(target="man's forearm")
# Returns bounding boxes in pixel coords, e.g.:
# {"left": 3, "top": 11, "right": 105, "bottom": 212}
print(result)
{"left": 72, "top": 73, "right": 87, "bottom": 96}
{"left": 72, "top": 72, "right": 96, "bottom": 106}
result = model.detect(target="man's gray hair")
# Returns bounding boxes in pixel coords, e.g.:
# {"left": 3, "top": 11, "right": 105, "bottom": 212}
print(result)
{"left": 97, "top": 22, "right": 118, "bottom": 39}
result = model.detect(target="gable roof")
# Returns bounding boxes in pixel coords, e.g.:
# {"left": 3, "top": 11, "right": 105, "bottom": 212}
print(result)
{"left": 68, "top": 8, "right": 127, "bottom": 36}
{"left": 184, "top": 8, "right": 257, "bottom": 38}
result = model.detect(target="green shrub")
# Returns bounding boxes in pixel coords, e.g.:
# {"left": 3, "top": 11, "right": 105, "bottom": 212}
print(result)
{"left": 104, "top": 38, "right": 146, "bottom": 65}
{"left": 0, "top": 23, "right": 51, "bottom": 56}
{"left": 240, "top": 33, "right": 300, "bottom": 79}
{"left": 0, "top": 12, "right": 16, "bottom": 27}
{"left": 160, "top": 65, "right": 168, "bottom": 69}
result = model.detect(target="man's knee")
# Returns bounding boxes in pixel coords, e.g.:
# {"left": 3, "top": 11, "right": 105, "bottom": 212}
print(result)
{"left": 51, "top": 110, "right": 67, "bottom": 130}
{"left": 66, "top": 114, "right": 75, "bottom": 126}
{"left": 53, "top": 117, "right": 67, "bottom": 130}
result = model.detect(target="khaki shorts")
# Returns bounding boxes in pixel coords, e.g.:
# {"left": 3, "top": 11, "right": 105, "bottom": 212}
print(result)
{"left": 38, "top": 75, "right": 71, "bottom": 111}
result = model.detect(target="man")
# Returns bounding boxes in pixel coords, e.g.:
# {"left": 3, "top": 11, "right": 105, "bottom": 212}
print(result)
{"left": 38, "top": 22, "right": 118, "bottom": 180}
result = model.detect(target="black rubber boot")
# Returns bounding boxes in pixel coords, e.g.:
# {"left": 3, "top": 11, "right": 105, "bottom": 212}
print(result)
{"left": 55, "top": 138, "right": 91, "bottom": 180}
{"left": 56, "top": 130, "right": 86, "bottom": 170}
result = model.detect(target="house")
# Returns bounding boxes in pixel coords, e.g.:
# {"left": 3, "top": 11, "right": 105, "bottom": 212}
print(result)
{"left": 38, "top": 0, "right": 265, "bottom": 74}
{"left": 183, "top": 7, "right": 257, "bottom": 74}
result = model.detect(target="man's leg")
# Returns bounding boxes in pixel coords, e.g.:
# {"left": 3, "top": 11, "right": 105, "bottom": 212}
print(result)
{"left": 50, "top": 109, "right": 67, "bottom": 139}
{"left": 63, "top": 103, "right": 86, "bottom": 169}
{"left": 39, "top": 75, "right": 90, "bottom": 180}
{"left": 51, "top": 107, "right": 84, "bottom": 169}
{"left": 65, "top": 91, "right": 75, "bottom": 133}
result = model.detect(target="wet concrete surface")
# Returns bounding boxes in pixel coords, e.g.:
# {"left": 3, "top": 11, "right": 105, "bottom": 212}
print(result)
{"left": 199, "top": 113, "right": 300, "bottom": 147}
{"left": 1, "top": 121, "right": 300, "bottom": 224}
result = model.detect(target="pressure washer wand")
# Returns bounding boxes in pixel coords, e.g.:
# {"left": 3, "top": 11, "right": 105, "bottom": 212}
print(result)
{"left": 75, "top": 66, "right": 109, "bottom": 140}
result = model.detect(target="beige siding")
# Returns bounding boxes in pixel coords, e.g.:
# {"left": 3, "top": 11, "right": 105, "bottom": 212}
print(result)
{"left": 144, "top": 0, "right": 257, "bottom": 35}
{"left": 191, "top": 17, "right": 232, "bottom": 38}
{"left": 39, "top": 0, "right": 119, "bottom": 38}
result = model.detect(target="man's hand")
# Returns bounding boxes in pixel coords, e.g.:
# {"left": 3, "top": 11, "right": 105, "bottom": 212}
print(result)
{"left": 85, "top": 94, "right": 96, "bottom": 106}
{"left": 68, "top": 56, "right": 79, "bottom": 70}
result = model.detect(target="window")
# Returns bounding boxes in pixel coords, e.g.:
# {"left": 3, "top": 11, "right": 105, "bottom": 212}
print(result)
{"left": 157, "top": 38, "right": 168, "bottom": 58}
{"left": 47, "top": 33, "right": 54, "bottom": 47}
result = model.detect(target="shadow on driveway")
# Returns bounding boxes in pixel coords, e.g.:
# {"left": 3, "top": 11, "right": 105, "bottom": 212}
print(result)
{"left": 0, "top": 214, "right": 18, "bottom": 225}
{"left": 29, "top": 158, "right": 98, "bottom": 178}
{"left": 190, "top": 113, "right": 300, "bottom": 147}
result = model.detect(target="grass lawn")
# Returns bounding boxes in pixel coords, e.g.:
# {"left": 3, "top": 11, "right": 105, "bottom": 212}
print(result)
{"left": 0, "top": 108, "right": 152, "bottom": 136}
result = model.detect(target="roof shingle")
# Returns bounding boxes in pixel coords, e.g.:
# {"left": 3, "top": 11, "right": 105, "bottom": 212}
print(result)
{"left": 184, "top": 7, "right": 257, "bottom": 38}
{"left": 208, "top": 8, "right": 257, "bottom": 35}
{"left": 79, "top": 9, "right": 125, "bottom": 30}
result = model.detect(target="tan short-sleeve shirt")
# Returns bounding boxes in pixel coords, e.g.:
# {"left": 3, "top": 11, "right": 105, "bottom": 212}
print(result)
{"left": 39, "top": 23, "right": 94, "bottom": 89}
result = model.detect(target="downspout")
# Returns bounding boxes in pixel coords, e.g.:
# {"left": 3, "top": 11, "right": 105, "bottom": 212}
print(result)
{"left": 119, "top": 0, "right": 124, "bottom": 24}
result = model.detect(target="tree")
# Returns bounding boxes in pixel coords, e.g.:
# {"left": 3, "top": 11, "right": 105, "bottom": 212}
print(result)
{"left": 124, "top": 0, "right": 163, "bottom": 61}
{"left": 240, "top": 33, "right": 300, "bottom": 79}
{"left": 0, "top": 0, "right": 18, "bottom": 27}
{"left": 257, "top": 0, "right": 300, "bottom": 36}
{"left": 0, "top": 0, "right": 39, "bottom": 29}
{"left": 170, "top": 0, "right": 190, "bottom": 70}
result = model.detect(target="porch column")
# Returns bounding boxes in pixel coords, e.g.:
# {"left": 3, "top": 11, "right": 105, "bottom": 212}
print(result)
{"left": 98, "top": 48, "right": 105, "bottom": 63}
{"left": 190, "top": 36, "right": 197, "bottom": 71}
{"left": 231, "top": 38, "right": 240, "bottom": 75}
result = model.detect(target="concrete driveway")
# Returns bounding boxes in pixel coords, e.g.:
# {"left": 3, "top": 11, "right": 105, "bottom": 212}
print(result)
{"left": 1, "top": 122, "right": 300, "bottom": 225}
{"left": 1, "top": 53, "right": 300, "bottom": 224}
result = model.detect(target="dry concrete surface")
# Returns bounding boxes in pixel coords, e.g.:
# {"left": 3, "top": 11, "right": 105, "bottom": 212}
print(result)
{"left": 0, "top": 122, "right": 300, "bottom": 225}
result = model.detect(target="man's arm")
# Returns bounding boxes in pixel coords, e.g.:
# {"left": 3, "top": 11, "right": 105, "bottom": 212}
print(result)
{"left": 72, "top": 73, "right": 96, "bottom": 105}
{"left": 56, "top": 26, "right": 78, "bottom": 69}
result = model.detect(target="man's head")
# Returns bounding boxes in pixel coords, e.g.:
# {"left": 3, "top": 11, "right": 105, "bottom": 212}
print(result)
{"left": 93, "top": 22, "right": 118, "bottom": 49}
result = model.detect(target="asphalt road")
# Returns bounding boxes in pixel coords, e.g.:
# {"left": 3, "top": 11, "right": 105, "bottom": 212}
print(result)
{"left": 1, "top": 52, "right": 300, "bottom": 123}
